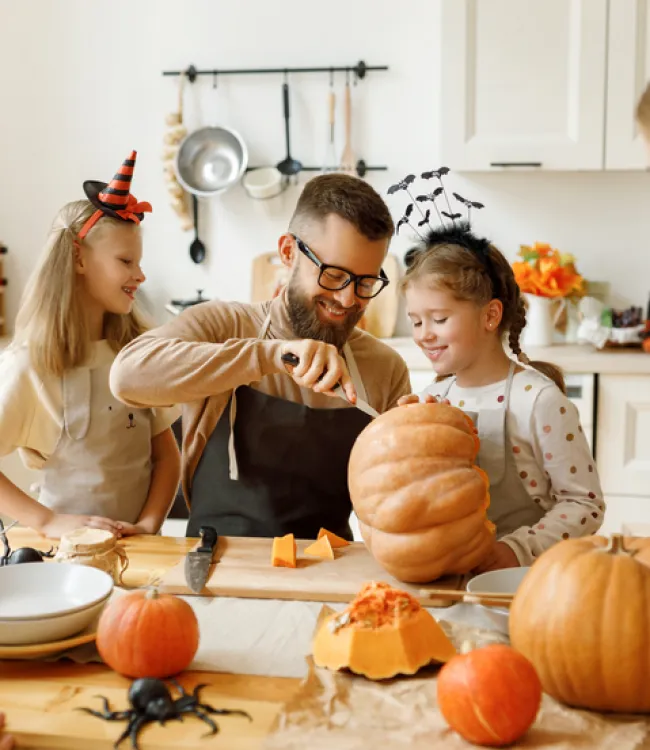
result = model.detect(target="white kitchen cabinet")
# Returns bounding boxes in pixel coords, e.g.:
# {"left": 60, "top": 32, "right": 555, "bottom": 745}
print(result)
{"left": 596, "top": 374, "right": 650, "bottom": 527}
{"left": 440, "top": 0, "right": 608, "bottom": 171}
{"left": 441, "top": 0, "right": 650, "bottom": 171}
{"left": 605, "top": 0, "right": 650, "bottom": 168}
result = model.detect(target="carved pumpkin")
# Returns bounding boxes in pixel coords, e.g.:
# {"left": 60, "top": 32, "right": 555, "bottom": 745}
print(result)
{"left": 348, "top": 403, "right": 494, "bottom": 583}
{"left": 437, "top": 644, "right": 542, "bottom": 746}
{"left": 312, "top": 581, "right": 456, "bottom": 680}
{"left": 509, "top": 533, "right": 650, "bottom": 713}
{"left": 96, "top": 589, "right": 199, "bottom": 679}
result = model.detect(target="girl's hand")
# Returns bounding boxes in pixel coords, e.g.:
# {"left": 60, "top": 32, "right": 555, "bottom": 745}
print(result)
{"left": 396, "top": 393, "right": 449, "bottom": 407}
{"left": 114, "top": 521, "right": 154, "bottom": 537}
{"left": 0, "top": 711, "right": 15, "bottom": 750}
{"left": 39, "top": 513, "right": 120, "bottom": 539}
{"left": 472, "top": 541, "right": 519, "bottom": 574}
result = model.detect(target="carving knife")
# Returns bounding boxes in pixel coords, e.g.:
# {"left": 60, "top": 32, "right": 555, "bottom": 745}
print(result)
{"left": 184, "top": 525, "right": 219, "bottom": 594}
{"left": 280, "top": 352, "right": 379, "bottom": 418}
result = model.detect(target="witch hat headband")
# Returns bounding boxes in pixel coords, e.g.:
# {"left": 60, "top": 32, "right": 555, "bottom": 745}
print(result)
{"left": 77, "top": 150, "right": 152, "bottom": 240}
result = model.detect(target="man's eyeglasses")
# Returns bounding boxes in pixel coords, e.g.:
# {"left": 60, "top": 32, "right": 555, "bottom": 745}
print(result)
{"left": 291, "top": 234, "right": 389, "bottom": 300}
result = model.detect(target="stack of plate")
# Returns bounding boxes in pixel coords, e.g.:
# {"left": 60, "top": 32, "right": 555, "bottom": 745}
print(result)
{"left": 0, "top": 562, "right": 113, "bottom": 652}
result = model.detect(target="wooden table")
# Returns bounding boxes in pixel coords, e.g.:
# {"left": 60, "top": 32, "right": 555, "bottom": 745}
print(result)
{"left": 0, "top": 529, "right": 300, "bottom": 749}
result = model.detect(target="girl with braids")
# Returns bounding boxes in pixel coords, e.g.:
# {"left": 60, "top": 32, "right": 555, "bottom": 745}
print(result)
{"left": 0, "top": 152, "right": 180, "bottom": 538}
{"left": 397, "top": 225, "right": 604, "bottom": 573}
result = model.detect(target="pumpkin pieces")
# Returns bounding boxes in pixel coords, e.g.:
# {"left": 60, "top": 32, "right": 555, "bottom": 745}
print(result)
{"left": 271, "top": 533, "right": 297, "bottom": 568}
{"left": 96, "top": 588, "right": 199, "bottom": 679}
{"left": 304, "top": 535, "right": 335, "bottom": 560}
{"left": 318, "top": 527, "right": 350, "bottom": 548}
{"left": 348, "top": 402, "right": 494, "bottom": 583}
{"left": 509, "top": 533, "right": 650, "bottom": 713}
{"left": 312, "top": 581, "right": 456, "bottom": 680}
{"left": 437, "top": 643, "right": 542, "bottom": 747}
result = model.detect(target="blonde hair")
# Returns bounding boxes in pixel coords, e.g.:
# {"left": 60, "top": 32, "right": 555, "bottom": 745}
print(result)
{"left": 402, "top": 241, "right": 566, "bottom": 394}
{"left": 13, "top": 200, "right": 149, "bottom": 377}
{"left": 636, "top": 81, "right": 650, "bottom": 130}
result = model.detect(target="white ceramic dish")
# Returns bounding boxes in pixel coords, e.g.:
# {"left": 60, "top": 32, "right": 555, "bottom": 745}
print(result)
{"left": 465, "top": 566, "right": 531, "bottom": 635}
{"left": 0, "top": 562, "right": 113, "bottom": 619}
{"left": 0, "top": 597, "right": 109, "bottom": 645}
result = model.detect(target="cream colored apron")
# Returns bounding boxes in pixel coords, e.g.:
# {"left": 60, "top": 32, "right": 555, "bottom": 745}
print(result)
{"left": 38, "top": 344, "right": 152, "bottom": 523}
{"left": 441, "top": 361, "right": 544, "bottom": 536}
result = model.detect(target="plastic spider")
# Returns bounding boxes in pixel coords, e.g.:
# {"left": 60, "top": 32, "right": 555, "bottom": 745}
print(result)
{"left": 78, "top": 677, "right": 251, "bottom": 749}
{"left": 0, "top": 518, "right": 56, "bottom": 566}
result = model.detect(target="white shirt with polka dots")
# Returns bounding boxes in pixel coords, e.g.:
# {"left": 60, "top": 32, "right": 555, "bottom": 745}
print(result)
{"left": 421, "top": 367, "right": 605, "bottom": 566}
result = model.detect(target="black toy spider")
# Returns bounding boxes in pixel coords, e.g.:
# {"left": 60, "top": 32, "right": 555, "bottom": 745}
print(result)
{"left": 78, "top": 677, "right": 252, "bottom": 749}
{"left": 0, "top": 518, "right": 56, "bottom": 566}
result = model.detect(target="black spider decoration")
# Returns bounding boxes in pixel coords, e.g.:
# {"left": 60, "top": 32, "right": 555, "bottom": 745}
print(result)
{"left": 0, "top": 518, "right": 56, "bottom": 566}
{"left": 78, "top": 678, "right": 252, "bottom": 749}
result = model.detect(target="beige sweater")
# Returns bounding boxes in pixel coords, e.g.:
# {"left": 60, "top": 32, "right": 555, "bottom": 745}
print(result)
{"left": 110, "top": 293, "right": 411, "bottom": 500}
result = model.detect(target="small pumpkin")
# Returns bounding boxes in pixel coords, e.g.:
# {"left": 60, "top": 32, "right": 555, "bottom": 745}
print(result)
{"left": 312, "top": 581, "right": 456, "bottom": 680}
{"left": 437, "top": 643, "right": 542, "bottom": 747}
{"left": 348, "top": 402, "right": 494, "bottom": 582}
{"left": 509, "top": 533, "right": 650, "bottom": 713}
{"left": 96, "top": 588, "right": 199, "bottom": 679}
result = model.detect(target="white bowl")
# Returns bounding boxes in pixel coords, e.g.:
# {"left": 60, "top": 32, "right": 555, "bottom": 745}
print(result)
{"left": 242, "top": 167, "right": 285, "bottom": 199}
{"left": 0, "top": 562, "right": 113, "bottom": 644}
{"left": 465, "top": 567, "right": 531, "bottom": 635}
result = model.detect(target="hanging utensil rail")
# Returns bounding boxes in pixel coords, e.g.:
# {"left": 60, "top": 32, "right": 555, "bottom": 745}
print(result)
{"left": 162, "top": 60, "right": 387, "bottom": 82}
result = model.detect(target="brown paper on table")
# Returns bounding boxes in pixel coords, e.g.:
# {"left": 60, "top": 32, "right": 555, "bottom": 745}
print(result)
{"left": 264, "top": 606, "right": 650, "bottom": 750}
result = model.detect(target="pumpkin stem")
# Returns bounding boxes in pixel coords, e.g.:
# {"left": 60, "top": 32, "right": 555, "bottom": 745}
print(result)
{"left": 604, "top": 533, "right": 638, "bottom": 558}
{"left": 145, "top": 587, "right": 160, "bottom": 600}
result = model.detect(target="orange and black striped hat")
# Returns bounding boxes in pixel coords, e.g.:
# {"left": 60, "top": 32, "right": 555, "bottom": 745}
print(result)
{"left": 79, "top": 150, "right": 152, "bottom": 240}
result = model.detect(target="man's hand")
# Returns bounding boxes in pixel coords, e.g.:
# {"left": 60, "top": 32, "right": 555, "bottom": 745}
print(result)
{"left": 473, "top": 541, "right": 520, "bottom": 574}
{"left": 279, "top": 339, "right": 357, "bottom": 403}
{"left": 38, "top": 513, "right": 121, "bottom": 538}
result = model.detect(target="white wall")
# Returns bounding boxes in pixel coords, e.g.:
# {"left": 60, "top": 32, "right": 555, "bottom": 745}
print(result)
{"left": 1, "top": 0, "right": 649, "bottom": 336}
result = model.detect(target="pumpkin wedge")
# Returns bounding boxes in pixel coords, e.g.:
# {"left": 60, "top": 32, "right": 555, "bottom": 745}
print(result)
{"left": 313, "top": 581, "right": 456, "bottom": 680}
{"left": 305, "top": 536, "right": 335, "bottom": 559}
{"left": 318, "top": 528, "right": 350, "bottom": 548}
{"left": 271, "top": 533, "right": 296, "bottom": 568}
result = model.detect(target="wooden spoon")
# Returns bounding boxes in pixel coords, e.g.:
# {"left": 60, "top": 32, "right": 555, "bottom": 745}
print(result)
{"left": 340, "top": 78, "right": 355, "bottom": 175}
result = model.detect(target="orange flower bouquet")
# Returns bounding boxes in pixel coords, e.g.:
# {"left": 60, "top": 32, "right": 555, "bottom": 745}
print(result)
{"left": 512, "top": 243, "right": 586, "bottom": 299}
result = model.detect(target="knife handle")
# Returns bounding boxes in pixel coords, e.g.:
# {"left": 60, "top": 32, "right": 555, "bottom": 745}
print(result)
{"left": 197, "top": 525, "right": 218, "bottom": 555}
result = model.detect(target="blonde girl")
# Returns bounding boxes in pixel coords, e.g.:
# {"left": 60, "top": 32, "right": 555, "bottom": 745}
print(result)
{"left": 0, "top": 152, "right": 180, "bottom": 538}
{"left": 396, "top": 177, "right": 604, "bottom": 573}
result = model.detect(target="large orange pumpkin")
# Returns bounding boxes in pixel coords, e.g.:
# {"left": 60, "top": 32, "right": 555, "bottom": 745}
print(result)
{"left": 96, "top": 589, "right": 199, "bottom": 679}
{"left": 312, "top": 581, "right": 456, "bottom": 679}
{"left": 437, "top": 644, "right": 542, "bottom": 747}
{"left": 348, "top": 402, "right": 494, "bottom": 582}
{"left": 509, "top": 534, "right": 650, "bottom": 713}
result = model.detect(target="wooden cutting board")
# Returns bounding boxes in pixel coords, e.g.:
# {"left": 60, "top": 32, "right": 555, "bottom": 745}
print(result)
{"left": 250, "top": 252, "right": 401, "bottom": 339}
{"left": 0, "top": 661, "right": 292, "bottom": 749}
{"left": 159, "top": 536, "right": 462, "bottom": 607}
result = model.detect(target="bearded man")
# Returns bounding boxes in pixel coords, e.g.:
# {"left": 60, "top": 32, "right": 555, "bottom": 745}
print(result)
{"left": 110, "top": 174, "right": 410, "bottom": 539}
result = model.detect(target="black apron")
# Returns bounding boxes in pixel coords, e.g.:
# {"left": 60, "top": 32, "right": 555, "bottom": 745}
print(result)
{"left": 187, "top": 314, "right": 372, "bottom": 539}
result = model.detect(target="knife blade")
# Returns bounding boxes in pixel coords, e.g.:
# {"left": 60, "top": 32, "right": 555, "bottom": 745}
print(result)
{"left": 184, "top": 525, "right": 219, "bottom": 594}
{"left": 280, "top": 352, "right": 379, "bottom": 418}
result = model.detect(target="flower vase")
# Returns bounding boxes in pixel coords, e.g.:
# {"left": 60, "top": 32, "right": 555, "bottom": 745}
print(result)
{"left": 522, "top": 293, "right": 556, "bottom": 348}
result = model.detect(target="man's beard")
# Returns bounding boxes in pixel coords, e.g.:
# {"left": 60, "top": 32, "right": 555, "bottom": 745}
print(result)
{"left": 286, "top": 279, "right": 364, "bottom": 349}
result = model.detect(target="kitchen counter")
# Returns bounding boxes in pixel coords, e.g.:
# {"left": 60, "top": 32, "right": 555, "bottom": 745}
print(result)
{"left": 381, "top": 337, "right": 650, "bottom": 375}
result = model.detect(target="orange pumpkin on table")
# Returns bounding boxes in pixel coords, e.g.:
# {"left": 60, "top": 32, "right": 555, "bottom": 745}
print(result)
{"left": 437, "top": 644, "right": 542, "bottom": 747}
{"left": 510, "top": 533, "right": 650, "bottom": 713}
{"left": 96, "top": 589, "right": 199, "bottom": 679}
{"left": 348, "top": 402, "right": 494, "bottom": 583}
